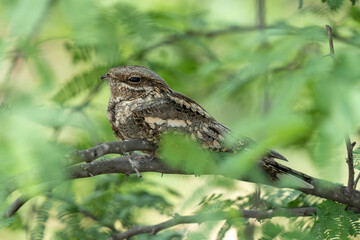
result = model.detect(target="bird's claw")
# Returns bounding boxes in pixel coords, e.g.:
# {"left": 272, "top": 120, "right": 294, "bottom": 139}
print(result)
{"left": 132, "top": 154, "right": 154, "bottom": 162}
{"left": 124, "top": 153, "right": 142, "bottom": 178}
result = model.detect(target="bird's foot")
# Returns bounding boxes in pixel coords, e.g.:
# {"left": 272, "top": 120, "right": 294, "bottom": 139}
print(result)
{"left": 123, "top": 153, "right": 142, "bottom": 178}
{"left": 85, "top": 162, "right": 94, "bottom": 177}
{"left": 132, "top": 153, "right": 154, "bottom": 162}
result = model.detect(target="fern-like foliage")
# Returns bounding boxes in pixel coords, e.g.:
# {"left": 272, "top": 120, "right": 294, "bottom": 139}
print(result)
{"left": 312, "top": 200, "right": 360, "bottom": 239}
{"left": 54, "top": 198, "right": 110, "bottom": 239}
{"left": 353, "top": 146, "right": 360, "bottom": 170}
{"left": 52, "top": 66, "right": 108, "bottom": 104}
{"left": 64, "top": 42, "right": 94, "bottom": 64}
{"left": 197, "top": 193, "right": 236, "bottom": 214}
{"left": 30, "top": 199, "right": 53, "bottom": 240}
{"left": 216, "top": 221, "right": 231, "bottom": 240}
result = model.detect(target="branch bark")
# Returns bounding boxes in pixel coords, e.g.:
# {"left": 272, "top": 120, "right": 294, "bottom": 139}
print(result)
{"left": 4, "top": 196, "right": 27, "bottom": 219}
{"left": 345, "top": 137, "right": 356, "bottom": 196}
{"left": 6, "top": 140, "right": 360, "bottom": 218}
{"left": 69, "top": 140, "right": 156, "bottom": 164}
{"left": 3, "top": 170, "right": 316, "bottom": 240}
{"left": 111, "top": 207, "right": 316, "bottom": 240}
{"left": 67, "top": 153, "right": 360, "bottom": 212}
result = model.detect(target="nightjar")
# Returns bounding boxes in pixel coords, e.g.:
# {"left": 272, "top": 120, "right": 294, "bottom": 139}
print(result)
{"left": 101, "top": 65, "right": 313, "bottom": 187}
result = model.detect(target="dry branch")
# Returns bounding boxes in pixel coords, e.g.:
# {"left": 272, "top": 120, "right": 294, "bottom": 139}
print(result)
{"left": 111, "top": 207, "right": 316, "bottom": 240}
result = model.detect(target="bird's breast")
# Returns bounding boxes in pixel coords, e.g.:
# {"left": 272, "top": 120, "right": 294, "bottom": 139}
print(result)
{"left": 111, "top": 95, "right": 165, "bottom": 141}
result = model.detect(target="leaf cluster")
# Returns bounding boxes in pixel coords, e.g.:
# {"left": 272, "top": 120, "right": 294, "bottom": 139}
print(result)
{"left": 312, "top": 200, "right": 360, "bottom": 239}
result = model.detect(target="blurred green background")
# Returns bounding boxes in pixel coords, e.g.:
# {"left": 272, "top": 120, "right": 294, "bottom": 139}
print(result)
{"left": 1, "top": 0, "right": 360, "bottom": 239}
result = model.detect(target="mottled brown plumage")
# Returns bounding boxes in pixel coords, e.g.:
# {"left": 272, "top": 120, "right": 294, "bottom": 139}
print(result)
{"left": 103, "top": 65, "right": 234, "bottom": 151}
{"left": 102, "top": 65, "right": 313, "bottom": 187}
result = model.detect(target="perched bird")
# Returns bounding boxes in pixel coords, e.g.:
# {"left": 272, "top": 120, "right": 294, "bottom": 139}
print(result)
{"left": 102, "top": 65, "right": 313, "bottom": 188}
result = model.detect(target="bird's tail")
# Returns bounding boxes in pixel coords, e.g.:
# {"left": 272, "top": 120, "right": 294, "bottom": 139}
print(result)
{"left": 260, "top": 157, "right": 314, "bottom": 189}
{"left": 268, "top": 149, "right": 288, "bottom": 162}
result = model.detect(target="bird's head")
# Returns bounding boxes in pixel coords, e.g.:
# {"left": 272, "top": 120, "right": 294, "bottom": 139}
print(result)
{"left": 101, "top": 65, "right": 170, "bottom": 101}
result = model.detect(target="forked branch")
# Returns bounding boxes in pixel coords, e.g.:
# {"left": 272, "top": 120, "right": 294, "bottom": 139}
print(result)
{"left": 325, "top": 24, "right": 356, "bottom": 196}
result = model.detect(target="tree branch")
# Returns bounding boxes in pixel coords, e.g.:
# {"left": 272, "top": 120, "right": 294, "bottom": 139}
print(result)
{"left": 69, "top": 140, "right": 156, "bottom": 164}
{"left": 345, "top": 137, "right": 356, "bottom": 196}
{"left": 67, "top": 154, "right": 360, "bottom": 212}
{"left": 4, "top": 196, "right": 27, "bottom": 218}
{"left": 111, "top": 207, "right": 316, "bottom": 240}
{"left": 6, "top": 140, "right": 360, "bottom": 218}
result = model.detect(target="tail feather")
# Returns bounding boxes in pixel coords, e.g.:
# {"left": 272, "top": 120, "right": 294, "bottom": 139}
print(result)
{"left": 260, "top": 157, "right": 314, "bottom": 189}
{"left": 268, "top": 149, "right": 288, "bottom": 162}
{"left": 277, "top": 172, "right": 314, "bottom": 189}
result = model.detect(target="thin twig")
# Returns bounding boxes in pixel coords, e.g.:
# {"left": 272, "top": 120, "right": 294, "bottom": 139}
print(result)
{"left": 325, "top": 25, "right": 355, "bottom": 196}
{"left": 345, "top": 137, "right": 355, "bottom": 196}
{"left": 111, "top": 207, "right": 316, "bottom": 240}
{"left": 256, "top": 0, "right": 271, "bottom": 114}
{"left": 257, "top": 0, "right": 266, "bottom": 30}
{"left": 325, "top": 25, "right": 335, "bottom": 56}
{"left": 131, "top": 25, "right": 278, "bottom": 60}
{"left": 326, "top": 24, "right": 356, "bottom": 196}
{"left": 354, "top": 173, "right": 360, "bottom": 190}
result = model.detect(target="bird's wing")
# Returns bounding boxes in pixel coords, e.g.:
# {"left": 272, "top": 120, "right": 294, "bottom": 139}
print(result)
{"left": 170, "top": 92, "right": 288, "bottom": 160}
{"left": 132, "top": 91, "right": 230, "bottom": 150}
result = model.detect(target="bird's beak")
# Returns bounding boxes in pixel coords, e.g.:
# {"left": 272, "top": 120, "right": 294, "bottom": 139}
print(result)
{"left": 100, "top": 73, "right": 110, "bottom": 80}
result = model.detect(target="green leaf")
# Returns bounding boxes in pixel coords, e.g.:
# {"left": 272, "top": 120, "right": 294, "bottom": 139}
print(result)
{"left": 9, "top": 0, "right": 50, "bottom": 37}
{"left": 0, "top": 217, "right": 14, "bottom": 229}
{"left": 350, "top": 7, "right": 360, "bottom": 23}
{"left": 260, "top": 222, "right": 284, "bottom": 240}
{"left": 64, "top": 42, "right": 93, "bottom": 63}
{"left": 299, "top": 0, "right": 303, "bottom": 9}
{"left": 159, "top": 132, "right": 216, "bottom": 175}
{"left": 30, "top": 199, "right": 53, "bottom": 240}
{"left": 216, "top": 221, "right": 231, "bottom": 240}
{"left": 313, "top": 200, "right": 360, "bottom": 239}
{"left": 327, "top": 0, "right": 343, "bottom": 10}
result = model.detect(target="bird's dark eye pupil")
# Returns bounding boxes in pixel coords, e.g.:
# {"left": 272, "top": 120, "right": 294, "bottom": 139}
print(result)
{"left": 129, "top": 77, "right": 141, "bottom": 83}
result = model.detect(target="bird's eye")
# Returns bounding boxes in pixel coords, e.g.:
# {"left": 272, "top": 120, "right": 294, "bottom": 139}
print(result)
{"left": 129, "top": 77, "right": 141, "bottom": 83}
